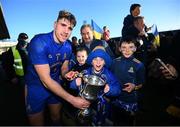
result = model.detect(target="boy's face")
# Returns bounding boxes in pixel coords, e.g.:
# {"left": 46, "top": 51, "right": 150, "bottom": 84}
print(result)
{"left": 119, "top": 42, "right": 136, "bottom": 58}
{"left": 76, "top": 50, "right": 88, "bottom": 65}
{"left": 132, "top": 6, "right": 140, "bottom": 17}
{"left": 92, "top": 57, "right": 105, "bottom": 72}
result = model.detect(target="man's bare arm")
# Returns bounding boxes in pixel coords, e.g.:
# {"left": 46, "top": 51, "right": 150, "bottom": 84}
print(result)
{"left": 34, "top": 64, "right": 89, "bottom": 109}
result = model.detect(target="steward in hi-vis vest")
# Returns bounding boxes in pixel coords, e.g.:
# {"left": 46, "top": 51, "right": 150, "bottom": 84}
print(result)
{"left": 11, "top": 46, "right": 24, "bottom": 76}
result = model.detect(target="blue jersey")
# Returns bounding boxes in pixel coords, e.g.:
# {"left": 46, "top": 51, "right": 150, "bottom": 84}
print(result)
{"left": 25, "top": 31, "right": 72, "bottom": 114}
{"left": 25, "top": 31, "right": 72, "bottom": 86}
{"left": 111, "top": 56, "right": 145, "bottom": 103}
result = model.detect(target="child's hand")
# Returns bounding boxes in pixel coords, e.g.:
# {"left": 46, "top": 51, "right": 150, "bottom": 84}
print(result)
{"left": 104, "top": 84, "right": 110, "bottom": 93}
{"left": 65, "top": 71, "right": 79, "bottom": 81}
{"left": 123, "top": 83, "right": 135, "bottom": 93}
{"left": 76, "top": 77, "right": 82, "bottom": 87}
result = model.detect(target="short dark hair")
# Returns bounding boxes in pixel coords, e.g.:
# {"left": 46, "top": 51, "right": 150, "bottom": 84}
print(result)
{"left": 130, "top": 3, "right": 141, "bottom": 14}
{"left": 18, "top": 33, "right": 28, "bottom": 41}
{"left": 119, "top": 36, "right": 137, "bottom": 47}
{"left": 72, "top": 36, "right": 77, "bottom": 41}
{"left": 103, "top": 26, "right": 107, "bottom": 30}
{"left": 75, "top": 46, "right": 88, "bottom": 55}
{"left": 57, "top": 10, "right": 76, "bottom": 27}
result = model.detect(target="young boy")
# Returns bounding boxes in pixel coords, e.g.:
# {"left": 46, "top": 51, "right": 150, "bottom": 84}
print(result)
{"left": 65, "top": 46, "right": 89, "bottom": 96}
{"left": 70, "top": 47, "right": 121, "bottom": 125}
{"left": 72, "top": 46, "right": 89, "bottom": 72}
{"left": 110, "top": 36, "right": 145, "bottom": 126}
{"left": 66, "top": 46, "right": 89, "bottom": 80}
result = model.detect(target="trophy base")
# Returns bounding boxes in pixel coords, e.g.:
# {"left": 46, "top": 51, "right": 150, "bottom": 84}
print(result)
{"left": 76, "top": 108, "right": 93, "bottom": 125}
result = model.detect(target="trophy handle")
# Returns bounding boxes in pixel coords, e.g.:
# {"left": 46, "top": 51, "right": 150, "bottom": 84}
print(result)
{"left": 79, "top": 82, "right": 88, "bottom": 98}
{"left": 79, "top": 84, "right": 84, "bottom": 96}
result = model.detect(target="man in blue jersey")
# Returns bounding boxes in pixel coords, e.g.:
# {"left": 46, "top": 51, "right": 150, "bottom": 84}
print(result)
{"left": 25, "top": 10, "right": 90, "bottom": 125}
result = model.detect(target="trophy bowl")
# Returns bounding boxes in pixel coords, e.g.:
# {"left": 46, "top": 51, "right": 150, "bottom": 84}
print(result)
{"left": 81, "top": 75, "right": 106, "bottom": 101}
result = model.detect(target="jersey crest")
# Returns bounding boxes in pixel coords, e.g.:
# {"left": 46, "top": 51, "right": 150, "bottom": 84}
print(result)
{"left": 128, "top": 67, "right": 134, "bottom": 73}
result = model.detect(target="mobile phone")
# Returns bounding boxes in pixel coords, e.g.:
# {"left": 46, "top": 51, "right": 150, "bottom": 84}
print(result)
{"left": 155, "top": 58, "right": 175, "bottom": 77}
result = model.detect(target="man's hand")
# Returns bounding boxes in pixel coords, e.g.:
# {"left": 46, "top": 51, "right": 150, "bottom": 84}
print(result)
{"left": 70, "top": 96, "right": 90, "bottom": 109}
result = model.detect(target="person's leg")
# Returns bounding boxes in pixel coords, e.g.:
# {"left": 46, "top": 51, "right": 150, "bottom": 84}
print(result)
{"left": 25, "top": 85, "right": 47, "bottom": 125}
{"left": 111, "top": 103, "right": 136, "bottom": 126}
{"left": 28, "top": 112, "right": 44, "bottom": 125}
{"left": 47, "top": 95, "right": 62, "bottom": 125}
{"left": 111, "top": 105, "right": 124, "bottom": 125}
{"left": 48, "top": 103, "right": 62, "bottom": 125}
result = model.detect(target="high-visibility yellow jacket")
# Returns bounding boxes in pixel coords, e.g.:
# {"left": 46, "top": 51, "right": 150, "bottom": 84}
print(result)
{"left": 11, "top": 46, "right": 24, "bottom": 76}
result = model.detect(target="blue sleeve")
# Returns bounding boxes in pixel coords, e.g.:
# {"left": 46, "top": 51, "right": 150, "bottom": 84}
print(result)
{"left": 105, "top": 71, "right": 121, "bottom": 97}
{"left": 69, "top": 79, "right": 79, "bottom": 90}
{"left": 69, "top": 68, "right": 91, "bottom": 92}
{"left": 28, "top": 35, "right": 48, "bottom": 65}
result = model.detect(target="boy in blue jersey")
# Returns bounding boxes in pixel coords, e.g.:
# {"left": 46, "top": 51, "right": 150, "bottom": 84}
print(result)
{"left": 25, "top": 10, "right": 90, "bottom": 125}
{"left": 70, "top": 47, "right": 121, "bottom": 125}
{"left": 110, "top": 36, "right": 145, "bottom": 126}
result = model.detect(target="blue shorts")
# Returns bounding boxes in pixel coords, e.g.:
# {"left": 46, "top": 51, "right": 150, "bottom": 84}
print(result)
{"left": 26, "top": 85, "right": 62, "bottom": 115}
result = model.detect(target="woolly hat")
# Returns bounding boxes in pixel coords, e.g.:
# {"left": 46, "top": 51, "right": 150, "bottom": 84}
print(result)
{"left": 87, "top": 48, "right": 112, "bottom": 67}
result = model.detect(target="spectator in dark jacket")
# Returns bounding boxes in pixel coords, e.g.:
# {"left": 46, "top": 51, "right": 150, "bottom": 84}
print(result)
{"left": 79, "top": 24, "right": 115, "bottom": 59}
{"left": 122, "top": 3, "right": 151, "bottom": 37}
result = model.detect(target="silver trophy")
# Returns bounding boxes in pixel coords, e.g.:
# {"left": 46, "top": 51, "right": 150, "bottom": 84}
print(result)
{"left": 77, "top": 74, "right": 106, "bottom": 124}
